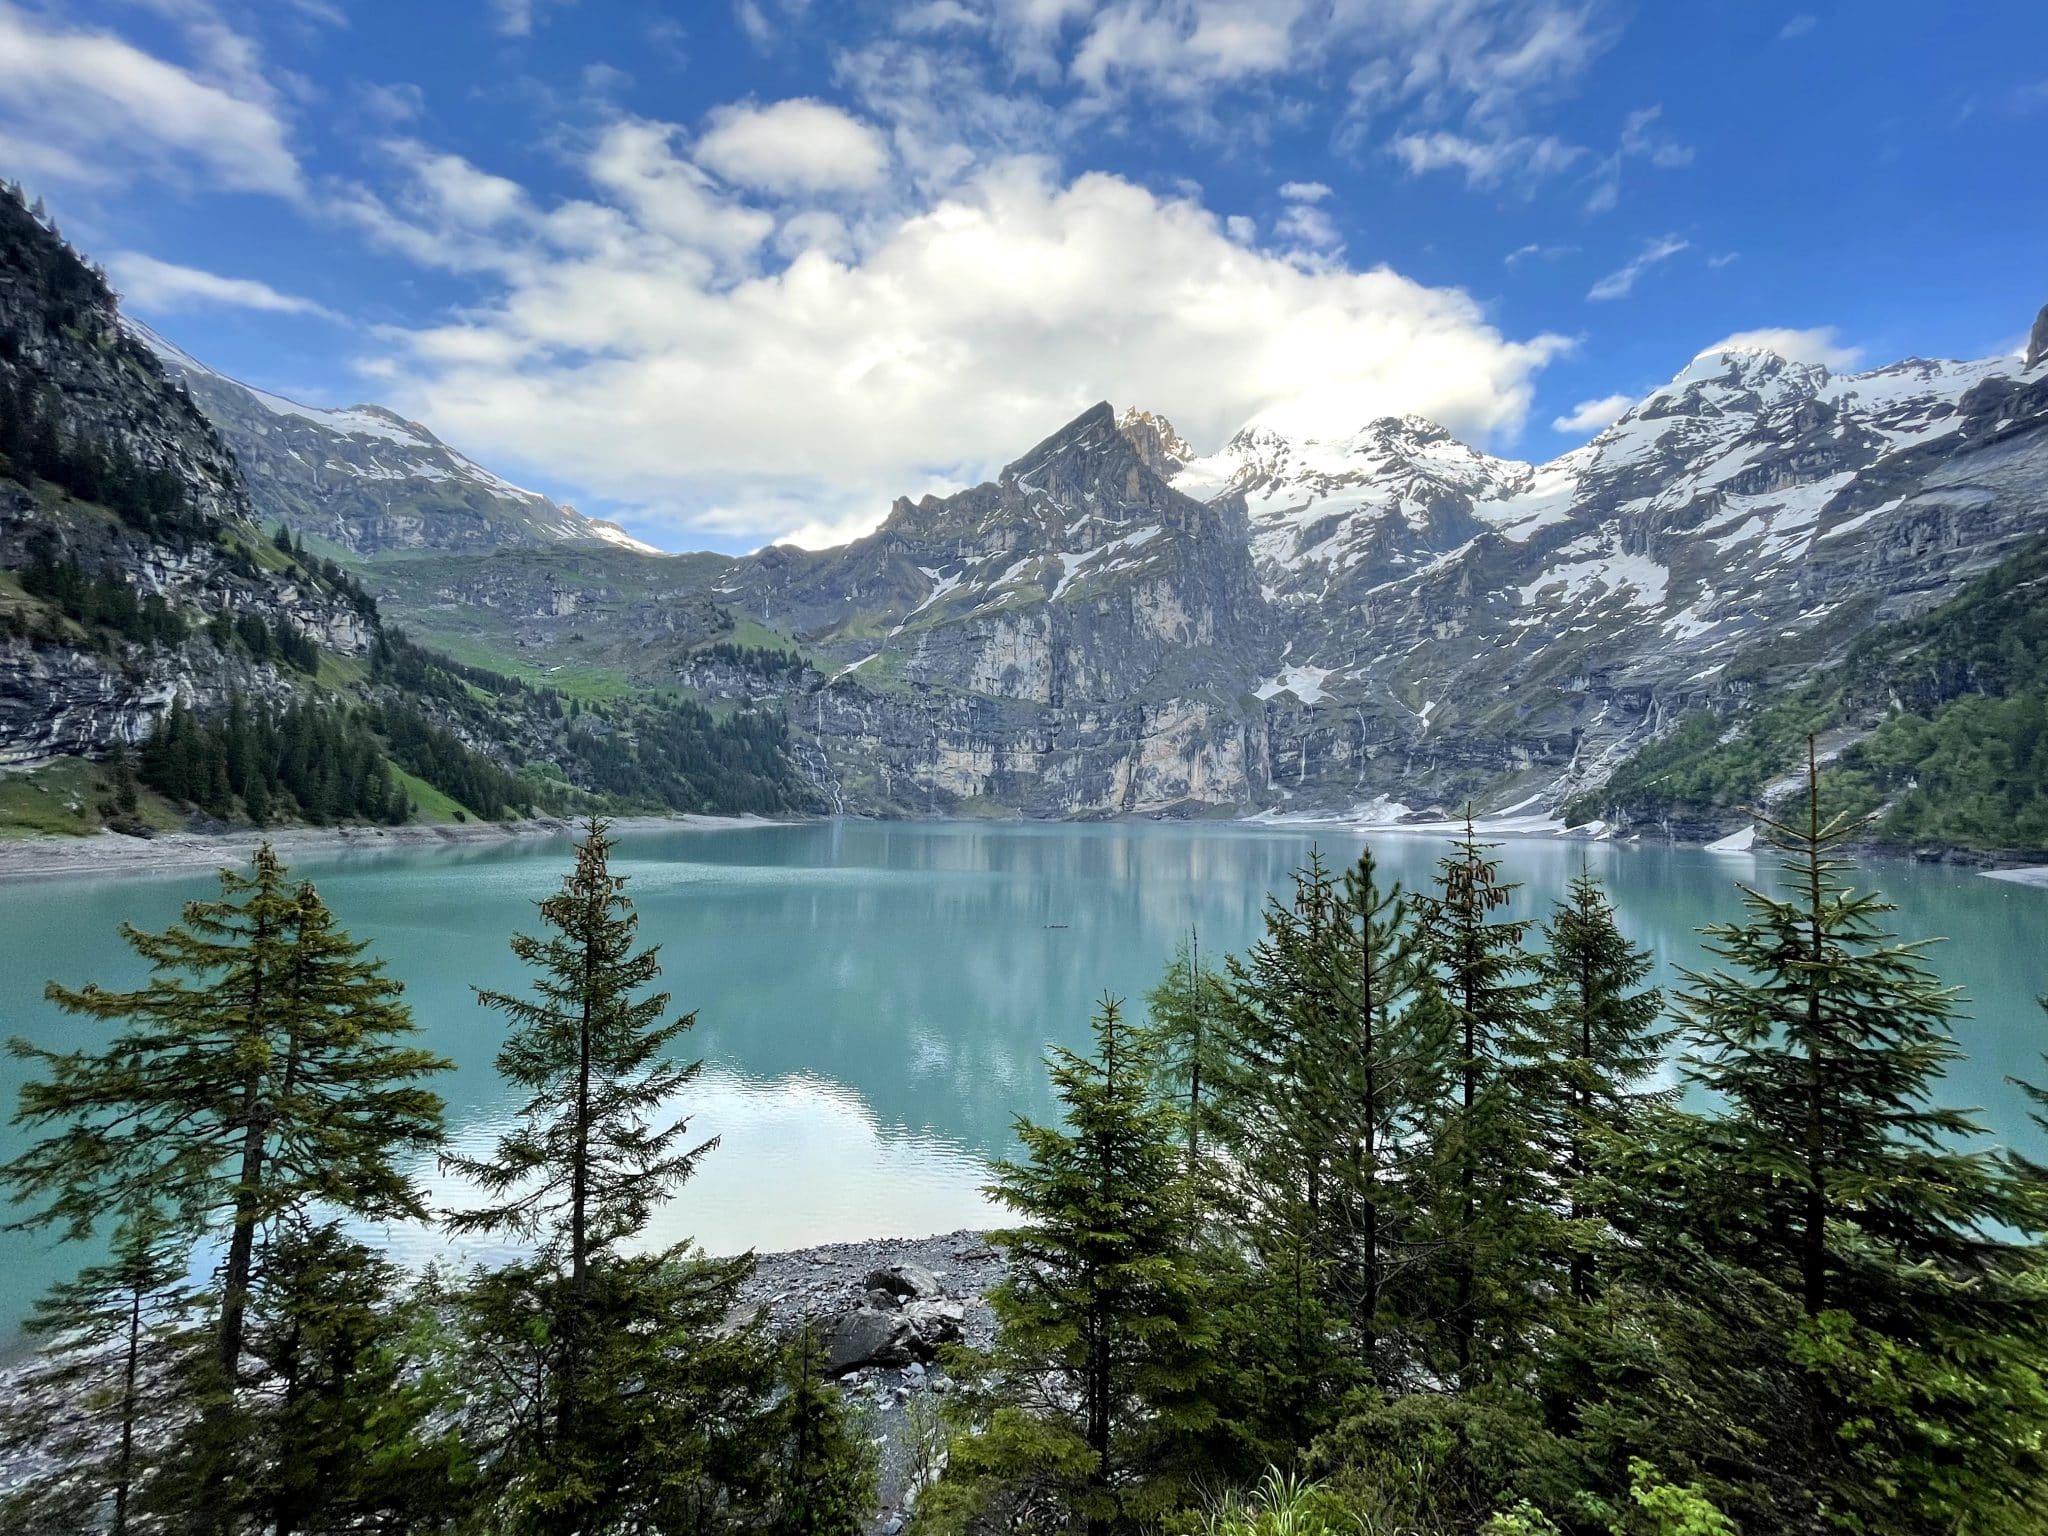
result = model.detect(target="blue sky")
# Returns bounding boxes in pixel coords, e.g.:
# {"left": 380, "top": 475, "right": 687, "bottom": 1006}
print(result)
{"left": 4, "top": 0, "right": 2043, "bottom": 552}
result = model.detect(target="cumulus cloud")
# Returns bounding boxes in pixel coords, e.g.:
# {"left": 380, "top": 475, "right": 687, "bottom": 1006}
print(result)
{"left": 363, "top": 149, "right": 1567, "bottom": 549}
{"left": 1550, "top": 391, "right": 1632, "bottom": 434}
{"left": 1587, "top": 232, "right": 1687, "bottom": 300}
{"left": 696, "top": 98, "right": 891, "bottom": 194}
{"left": 1278, "top": 180, "right": 1331, "bottom": 202}
{"left": 0, "top": 2, "right": 300, "bottom": 196}
{"left": 107, "top": 252, "right": 337, "bottom": 319}
{"left": 1698, "top": 327, "right": 1862, "bottom": 370}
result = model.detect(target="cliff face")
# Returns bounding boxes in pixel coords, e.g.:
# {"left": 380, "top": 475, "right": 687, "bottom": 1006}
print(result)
{"left": 704, "top": 402, "right": 1273, "bottom": 816}
{"left": 0, "top": 195, "right": 375, "bottom": 763}
{"left": 656, "top": 311, "right": 2048, "bottom": 820}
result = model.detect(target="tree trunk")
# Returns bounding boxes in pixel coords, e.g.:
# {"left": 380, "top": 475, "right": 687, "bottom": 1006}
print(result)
{"left": 112, "top": 1284, "right": 141, "bottom": 1536}
{"left": 1802, "top": 735, "right": 1829, "bottom": 1319}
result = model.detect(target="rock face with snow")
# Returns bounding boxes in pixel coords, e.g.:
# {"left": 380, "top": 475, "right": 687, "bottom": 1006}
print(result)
{"left": 656, "top": 306, "right": 2048, "bottom": 820}
{"left": 130, "top": 323, "right": 655, "bottom": 558}
{"left": 708, "top": 401, "right": 1270, "bottom": 815}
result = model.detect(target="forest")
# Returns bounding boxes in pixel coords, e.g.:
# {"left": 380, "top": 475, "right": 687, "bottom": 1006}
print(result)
{"left": 4, "top": 783, "right": 2045, "bottom": 1535}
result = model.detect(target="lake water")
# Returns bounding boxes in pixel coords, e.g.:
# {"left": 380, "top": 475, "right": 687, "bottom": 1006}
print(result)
{"left": 3, "top": 819, "right": 2046, "bottom": 1341}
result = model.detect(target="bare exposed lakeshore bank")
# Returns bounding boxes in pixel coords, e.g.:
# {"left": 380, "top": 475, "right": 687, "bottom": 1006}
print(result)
{"left": 0, "top": 811, "right": 790, "bottom": 883}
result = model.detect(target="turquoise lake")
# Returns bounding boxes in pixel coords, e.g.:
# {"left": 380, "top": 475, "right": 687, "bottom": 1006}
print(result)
{"left": 2, "top": 818, "right": 2045, "bottom": 1341}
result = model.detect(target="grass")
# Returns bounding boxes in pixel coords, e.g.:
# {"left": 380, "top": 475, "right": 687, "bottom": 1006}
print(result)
{"left": 0, "top": 757, "right": 183, "bottom": 838}
{"left": 388, "top": 765, "right": 478, "bottom": 825}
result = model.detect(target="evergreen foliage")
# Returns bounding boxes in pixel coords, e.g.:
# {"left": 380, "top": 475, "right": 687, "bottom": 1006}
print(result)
{"left": 140, "top": 694, "right": 411, "bottom": 825}
{"left": 444, "top": 817, "right": 788, "bottom": 1533}
{"left": 19, "top": 545, "right": 186, "bottom": 646}
{"left": 934, "top": 997, "right": 1217, "bottom": 1536}
{"left": 0, "top": 1205, "right": 202, "bottom": 1535}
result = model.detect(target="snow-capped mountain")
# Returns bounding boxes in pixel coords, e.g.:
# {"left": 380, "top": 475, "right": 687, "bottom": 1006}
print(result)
{"left": 358, "top": 300, "right": 2048, "bottom": 821}
{"left": 129, "top": 322, "right": 655, "bottom": 557}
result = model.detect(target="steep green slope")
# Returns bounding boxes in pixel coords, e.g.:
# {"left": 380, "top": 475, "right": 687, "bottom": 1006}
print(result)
{"left": 1568, "top": 537, "right": 2048, "bottom": 854}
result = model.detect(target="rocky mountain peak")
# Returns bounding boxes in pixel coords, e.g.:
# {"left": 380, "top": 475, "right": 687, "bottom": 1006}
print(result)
{"left": 1002, "top": 401, "right": 1121, "bottom": 482}
{"left": 2027, "top": 301, "right": 2048, "bottom": 372}
{"left": 1115, "top": 406, "right": 1196, "bottom": 478}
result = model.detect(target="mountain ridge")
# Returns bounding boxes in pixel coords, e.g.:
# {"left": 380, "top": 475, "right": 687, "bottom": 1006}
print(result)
{"left": 127, "top": 319, "right": 658, "bottom": 558}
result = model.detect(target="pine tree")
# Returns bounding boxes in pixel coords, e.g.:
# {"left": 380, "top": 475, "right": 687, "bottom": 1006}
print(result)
{"left": 1530, "top": 868, "right": 1670, "bottom": 1300}
{"left": 0, "top": 1206, "right": 203, "bottom": 1536}
{"left": 1417, "top": 817, "right": 1548, "bottom": 1388}
{"left": 952, "top": 996, "right": 1216, "bottom": 1536}
{"left": 1673, "top": 742, "right": 2048, "bottom": 1529}
{"left": 446, "top": 816, "right": 758, "bottom": 1533}
{"left": 765, "top": 1327, "right": 879, "bottom": 1536}
{"left": 7, "top": 849, "right": 448, "bottom": 1436}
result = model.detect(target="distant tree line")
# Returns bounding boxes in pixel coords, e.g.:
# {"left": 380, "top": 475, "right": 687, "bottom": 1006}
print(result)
{"left": 18, "top": 542, "right": 185, "bottom": 647}
{"left": 375, "top": 700, "right": 536, "bottom": 820}
{"left": 0, "top": 373, "right": 206, "bottom": 540}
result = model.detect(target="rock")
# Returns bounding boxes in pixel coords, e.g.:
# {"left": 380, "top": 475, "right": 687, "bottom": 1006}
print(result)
{"left": 903, "top": 1298, "right": 967, "bottom": 1349}
{"left": 864, "top": 1262, "right": 943, "bottom": 1301}
{"left": 824, "top": 1308, "right": 917, "bottom": 1375}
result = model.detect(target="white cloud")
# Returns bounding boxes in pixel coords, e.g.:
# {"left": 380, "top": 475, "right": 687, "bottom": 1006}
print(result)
{"left": 0, "top": 2, "right": 300, "bottom": 196}
{"left": 1550, "top": 391, "right": 1631, "bottom": 433}
{"left": 107, "top": 252, "right": 337, "bottom": 319}
{"left": 1279, "top": 180, "right": 1331, "bottom": 202}
{"left": 1584, "top": 104, "right": 1691, "bottom": 213}
{"left": 1587, "top": 232, "right": 1687, "bottom": 300}
{"left": 1698, "top": 327, "right": 1862, "bottom": 370}
{"left": 489, "top": 0, "right": 562, "bottom": 35}
{"left": 1390, "top": 130, "right": 1583, "bottom": 188}
{"left": 696, "top": 99, "right": 891, "bottom": 194}
{"left": 1779, "top": 13, "right": 1817, "bottom": 40}
{"left": 366, "top": 150, "right": 1567, "bottom": 549}
{"left": 1504, "top": 240, "right": 1576, "bottom": 265}
{"left": 898, "top": 0, "right": 984, "bottom": 33}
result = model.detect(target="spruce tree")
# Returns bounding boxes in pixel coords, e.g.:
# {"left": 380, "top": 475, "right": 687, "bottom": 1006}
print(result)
{"left": 1417, "top": 817, "right": 1548, "bottom": 1388}
{"left": 1138, "top": 930, "right": 1235, "bottom": 1190}
{"left": 1218, "top": 851, "right": 1358, "bottom": 1444}
{"left": 446, "top": 815, "right": 760, "bottom": 1533}
{"left": 7, "top": 848, "right": 448, "bottom": 1437}
{"left": 953, "top": 996, "right": 1216, "bottom": 1536}
{"left": 765, "top": 1327, "right": 879, "bottom": 1536}
{"left": 1530, "top": 868, "right": 1670, "bottom": 1299}
{"left": 227, "top": 1219, "right": 469, "bottom": 1535}
{"left": 1673, "top": 743, "right": 2048, "bottom": 1529}
{"left": 0, "top": 1205, "right": 202, "bottom": 1536}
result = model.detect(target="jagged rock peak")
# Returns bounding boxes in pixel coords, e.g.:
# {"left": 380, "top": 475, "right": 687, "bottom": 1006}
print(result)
{"left": 1115, "top": 407, "right": 1196, "bottom": 478}
{"left": 1001, "top": 401, "right": 1126, "bottom": 482}
{"left": 2026, "top": 302, "right": 2048, "bottom": 372}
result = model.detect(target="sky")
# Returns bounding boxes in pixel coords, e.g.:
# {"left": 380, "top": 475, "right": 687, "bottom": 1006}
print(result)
{"left": 4, "top": 1, "right": 2044, "bottom": 553}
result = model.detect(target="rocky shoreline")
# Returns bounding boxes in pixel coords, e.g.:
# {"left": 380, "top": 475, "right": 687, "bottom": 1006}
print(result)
{"left": 0, "top": 1229, "right": 1004, "bottom": 1527}
{"left": 735, "top": 1230, "right": 1004, "bottom": 1530}
{"left": 0, "top": 811, "right": 785, "bottom": 883}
